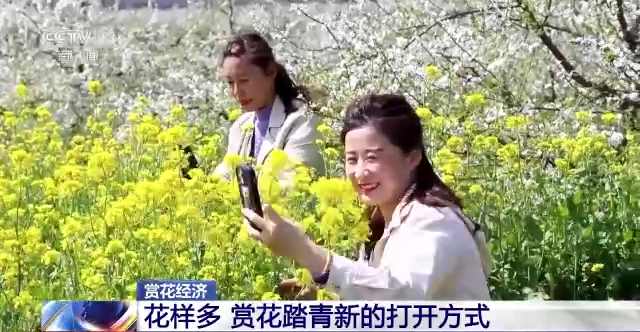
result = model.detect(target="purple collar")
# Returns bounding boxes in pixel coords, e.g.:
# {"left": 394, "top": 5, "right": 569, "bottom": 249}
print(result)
{"left": 251, "top": 104, "right": 272, "bottom": 158}
{"left": 255, "top": 105, "right": 272, "bottom": 123}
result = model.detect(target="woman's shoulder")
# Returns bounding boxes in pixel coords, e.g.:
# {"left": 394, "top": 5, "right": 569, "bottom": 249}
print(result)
{"left": 287, "top": 99, "right": 315, "bottom": 116}
{"left": 399, "top": 201, "right": 480, "bottom": 257}
{"left": 282, "top": 100, "right": 322, "bottom": 127}
{"left": 402, "top": 200, "right": 470, "bottom": 234}
{"left": 401, "top": 199, "right": 493, "bottom": 279}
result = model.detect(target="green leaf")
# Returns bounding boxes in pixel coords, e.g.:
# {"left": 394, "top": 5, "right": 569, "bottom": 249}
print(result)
{"left": 526, "top": 217, "right": 544, "bottom": 241}
{"left": 622, "top": 230, "right": 633, "bottom": 242}
{"left": 581, "top": 225, "right": 593, "bottom": 239}
{"left": 572, "top": 190, "right": 583, "bottom": 205}
{"left": 558, "top": 203, "right": 570, "bottom": 217}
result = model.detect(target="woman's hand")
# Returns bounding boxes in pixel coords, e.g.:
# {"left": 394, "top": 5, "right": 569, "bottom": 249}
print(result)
{"left": 241, "top": 205, "right": 329, "bottom": 274}
{"left": 276, "top": 278, "right": 317, "bottom": 301}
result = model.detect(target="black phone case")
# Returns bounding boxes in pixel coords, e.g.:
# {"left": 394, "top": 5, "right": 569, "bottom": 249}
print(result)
{"left": 236, "top": 163, "right": 263, "bottom": 230}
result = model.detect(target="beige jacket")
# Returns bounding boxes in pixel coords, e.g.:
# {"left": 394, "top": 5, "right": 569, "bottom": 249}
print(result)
{"left": 214, "top": 97, "right": 326, "bottom": 182}
{"left": 325, "top": 196, "right": 493, "bottom": 300}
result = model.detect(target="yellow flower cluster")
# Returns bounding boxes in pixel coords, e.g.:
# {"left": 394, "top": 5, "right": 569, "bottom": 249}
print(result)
{"left": 1, "top": 84, "right": 638, "bottom": 329}
{"left": 0, "top": 100, "right": 370, "bottom": 329}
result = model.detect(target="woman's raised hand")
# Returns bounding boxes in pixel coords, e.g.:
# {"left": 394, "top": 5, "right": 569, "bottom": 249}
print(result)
{"left": 241, "top": 205, "right": 329, "bottom": 275}
{"left": 241, "top": 205, "right": 309, "bottom": 260}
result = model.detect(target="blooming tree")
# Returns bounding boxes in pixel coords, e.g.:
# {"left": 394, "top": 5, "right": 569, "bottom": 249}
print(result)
{"left": 1, "top": 0, "right": 637, "bottom": 137}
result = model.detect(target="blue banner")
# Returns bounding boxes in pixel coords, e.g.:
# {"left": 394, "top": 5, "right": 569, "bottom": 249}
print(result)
{"left": 136, "top": 280, "right": 217, "bottom": 301}
{"left": 42, "top": 300, "right": 136, "bottom": 331}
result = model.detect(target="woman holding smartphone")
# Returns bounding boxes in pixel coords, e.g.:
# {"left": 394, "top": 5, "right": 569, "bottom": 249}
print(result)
{"left": 241, "top": 93, "right": 492, "bottom": 300}
{"left": 213, "top": 31, "right": 326, "bottom": 181}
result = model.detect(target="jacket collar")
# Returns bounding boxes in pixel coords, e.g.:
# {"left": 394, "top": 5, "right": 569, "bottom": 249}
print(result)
{"left": 267, "top": 96, "right": 287, "bottom": 129}
{"left": 244, "top": 96, "right": 287, "bottom": 128}
{"left": 383, "top": 183, "right": 417, "bottom": 236}
{"left": 242, "top": 96, "right": 288, "bottom": 164}
{"left": 369, "top": 183, "right": 417, "bottom": 266}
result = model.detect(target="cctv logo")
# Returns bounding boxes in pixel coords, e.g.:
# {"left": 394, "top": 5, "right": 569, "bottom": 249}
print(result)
{"left": 43, "top": 29, "right": 92, "bottom": 46}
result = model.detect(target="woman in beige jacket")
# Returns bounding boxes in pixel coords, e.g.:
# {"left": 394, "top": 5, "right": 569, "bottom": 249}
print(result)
{"left": 242, "top": 93, "right": 492, "bottom": 300}
{"left": 213, "top": 31, "right": 326, "bottom": 182}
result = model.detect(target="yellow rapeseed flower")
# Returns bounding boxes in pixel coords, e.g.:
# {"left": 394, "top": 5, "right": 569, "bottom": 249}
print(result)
{"left": 442, "top": 174, "right": 455, "bottom": 185}
{"left": 430, "top": 116, "right": 446, "bottom": 130}
{"left": 415, "top": 107, "right": 433, "bottom": 120}
{"left": 10, "top": 149, "right": 35, "bottom": 170}
{"left": 324, "top": 147, "right": 339, "bottom": 159}
{"left": 14, "top": 83, "right": 28, "bottom": 98}
{"left": 265, "top": 149, "right": 290, "bottom": 175}
{"left": 41, "top": 250, "right": 61, "bottom": 266}
{"left": 497, "top": 143, "right": 520, "bottom": 163}
{"left": 170, "top": 104, "right": 187, "bottom": 121}
{"left": 13, "top": 291, "right": 34, "bottom": 310}
{"left": 464, "top": 92, "right": 487, "bottom": 105}
{"left": 228, "top": 108, "right": 241, "bottom": 121}
{"left": 445, "top": 136, "right": 464, "bottom": 151}
{"left": 506, "top": 115, "right": 527, "bottom": 129}
{"left": 35, "top": 105, "right": 52, "bottom": 120}
{"left": 555, "top": 158, "right": 570, "bottom": 173}
{"left": 601, "top": 112, "right": 616, "bottom": 125}
{"left": 88, "top": 151, "right": 116, "bottom": 174}
{"left": 310, "top": 177, "right": 356, "bottom": 211}
{"left": 469, "top": 184, "right": 483, "bottom": 195}
{"left": 424, "top": 64, "right": 441, "bottom": 79}
{"left": 317, "top": 123, "right": 331, "bottom": 135}
{"left": 223, "top": 154, "right": 244, "bottom": 170}
{"left": 240, "top": 122, "right": 254, "bottom": 132}
{"left": 87, "top": 79, "right": 103, "bottom": 96}
{"left": 575, "top": 110, "right": 591, "bottom": 122}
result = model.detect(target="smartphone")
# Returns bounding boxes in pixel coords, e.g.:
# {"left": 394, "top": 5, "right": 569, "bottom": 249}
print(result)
{"left": 235, "top": 163, "right": 263, "bottom": 231}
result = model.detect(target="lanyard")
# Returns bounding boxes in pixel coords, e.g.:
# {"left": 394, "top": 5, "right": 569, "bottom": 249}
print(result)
{"left": 248, "top": 131, "right": 255, "bottom": 159}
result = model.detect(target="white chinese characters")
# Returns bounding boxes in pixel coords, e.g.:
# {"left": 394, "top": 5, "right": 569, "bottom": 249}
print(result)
{"left": 143, "top": 282, "right": 208, "bottom": 300}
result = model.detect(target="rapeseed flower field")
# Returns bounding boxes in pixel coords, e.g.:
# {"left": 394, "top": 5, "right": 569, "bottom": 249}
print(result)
{"left": 0, "top": 84, "right": 638, "bottom": 330}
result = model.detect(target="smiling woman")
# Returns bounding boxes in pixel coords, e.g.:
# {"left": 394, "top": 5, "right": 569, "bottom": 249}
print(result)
{"left": 212, "top": 31, "right": 326, "bottom": 183}
{"left": 241, "top": 93, "right": 494, "bottom": 300}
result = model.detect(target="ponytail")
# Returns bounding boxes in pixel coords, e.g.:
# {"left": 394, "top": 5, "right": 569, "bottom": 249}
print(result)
{"left": 363, "top": 206, "right": 385, "bottom": 261}
{"left": 413, "top": 148, "right": 463, "bottom": 209}
{"left": 273, "top": 63, "right": 312, "bottom": 114}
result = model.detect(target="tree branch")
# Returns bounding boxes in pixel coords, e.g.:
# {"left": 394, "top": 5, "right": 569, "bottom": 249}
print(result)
{"left": 507, "top": 17, "right": 582, "bottom": 37}
{"left": 517, "top": 0, "right": 618, "bottom": 97}
{"left": 298, "top": 8, "right": 343, "bottom": 51}
{"left": 434, "top": 20, "right": 519, "bottom": 108}
{"left": 402, "top": 5, "right": 519, "bottom": 50}
{"left": 616, "top": 0, "right": 637, "bottom": 53}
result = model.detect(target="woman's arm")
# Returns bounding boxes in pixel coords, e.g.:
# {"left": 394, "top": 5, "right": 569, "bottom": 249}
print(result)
{"left": 295, "top": 209, "right": 460, "bottom": 300}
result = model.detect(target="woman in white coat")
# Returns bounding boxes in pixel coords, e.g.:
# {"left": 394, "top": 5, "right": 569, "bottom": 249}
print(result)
{"left": 213, "top": 31, "right": 326, "bottom": 182}
{"left": 241, "top": 93, "right": 492, "bottom": 300}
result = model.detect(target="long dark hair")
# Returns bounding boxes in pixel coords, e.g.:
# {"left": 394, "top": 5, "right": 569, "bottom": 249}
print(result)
{"left": 340, "top": 93, "right": 464, "bottom": 260}
{"left": 222, "top": 31, "right": 311, "bottom": 113}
